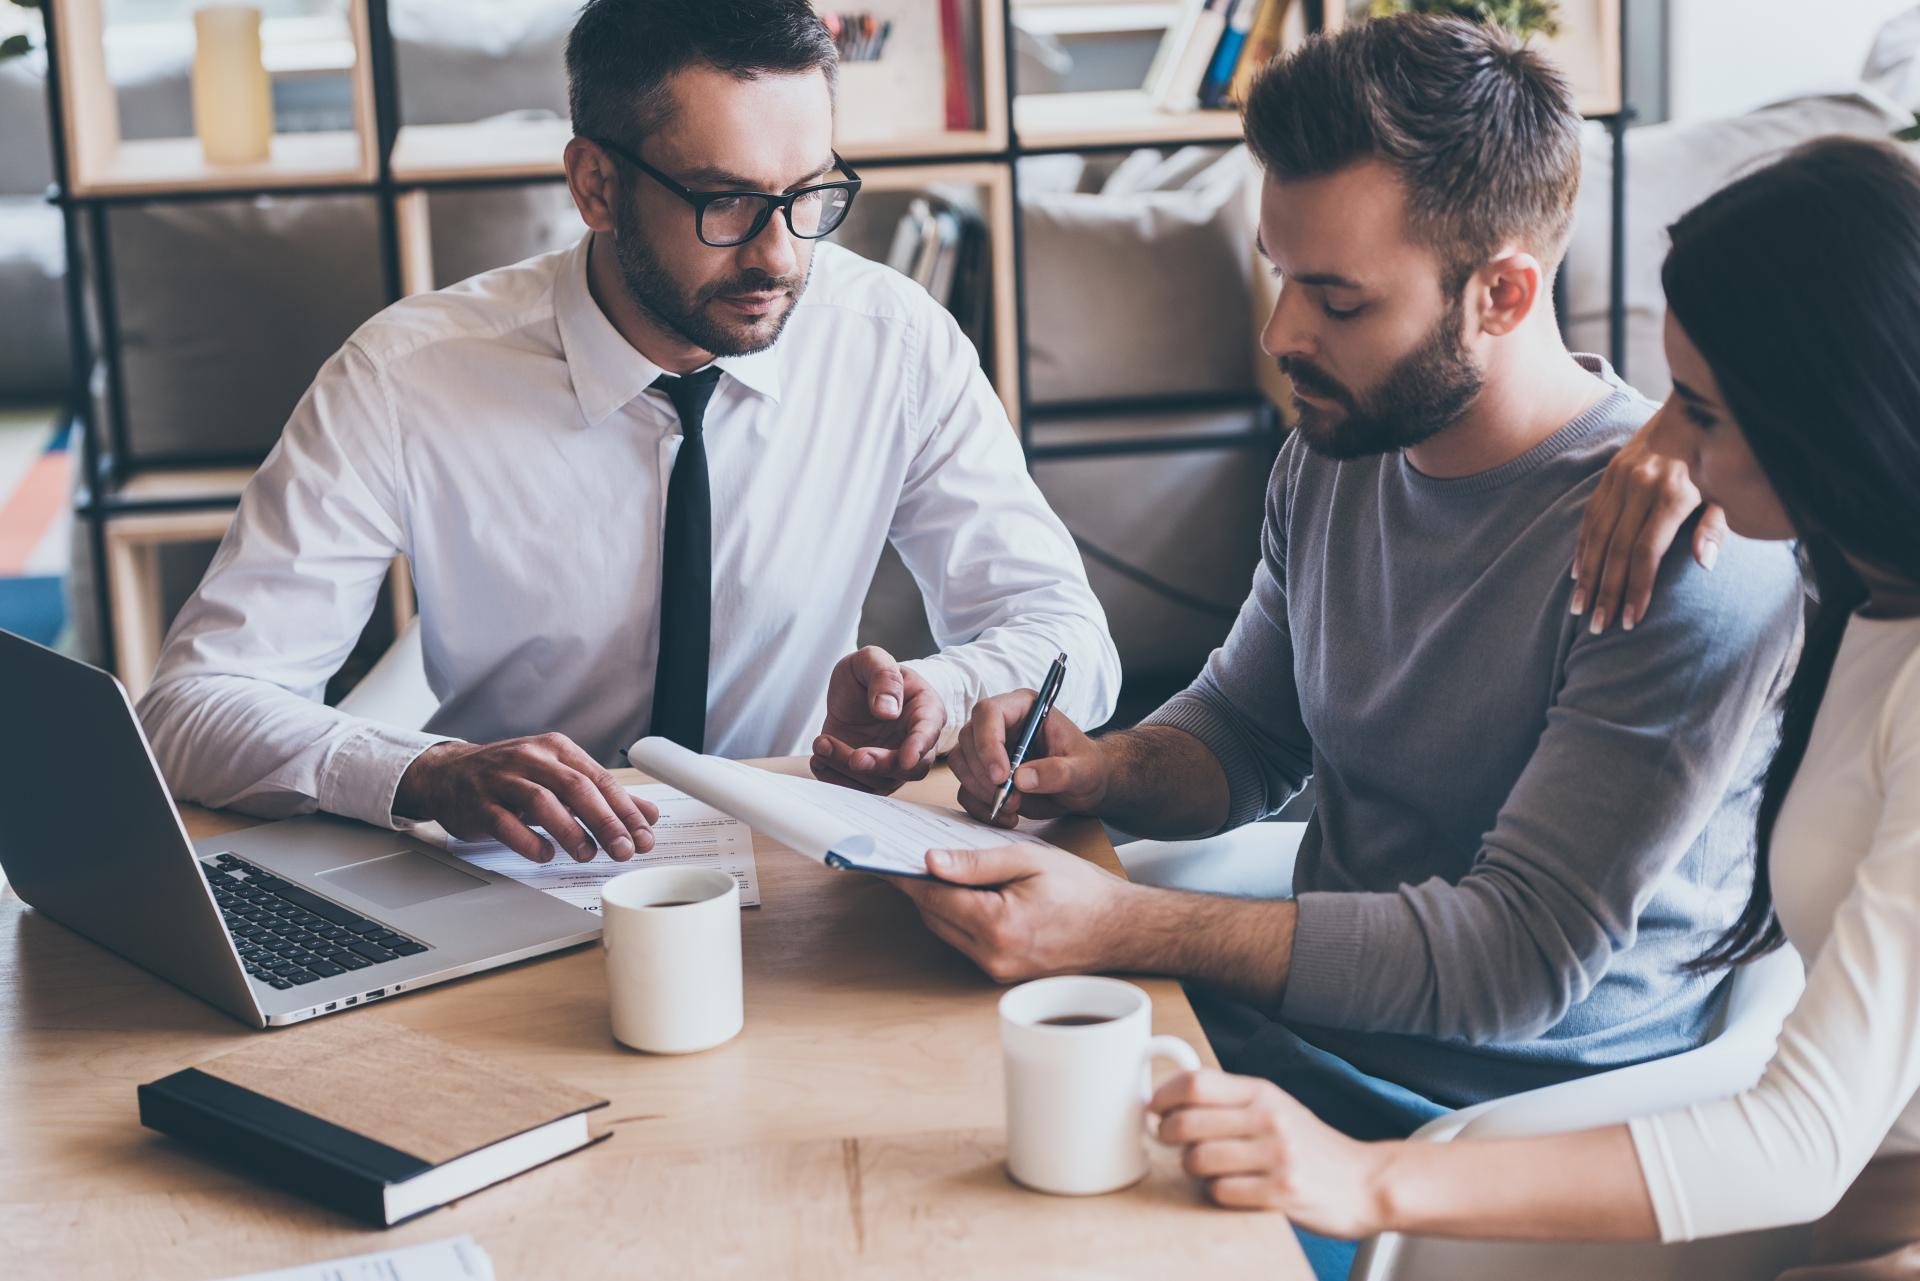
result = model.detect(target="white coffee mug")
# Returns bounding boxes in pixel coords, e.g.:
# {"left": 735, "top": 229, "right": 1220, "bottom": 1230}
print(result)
{"left": 1000, "top": 975, "right": 1202, "bottom": 1196}
{"left": 601, "top": 866, "right": 742, "bottom": 1054}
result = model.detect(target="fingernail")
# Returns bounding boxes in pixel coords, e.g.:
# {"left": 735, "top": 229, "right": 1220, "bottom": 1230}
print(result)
{"left": 1569, "top": 587, "right": 1587, "bottom": 616}
{"left": 638, "top": 833, "right": 654, "bottom": 852}
{"left": 1015, "top": 768, "right": 1037, "bottom": 790}
{"left": 613, "top": 837, "right": 635, "bottom": 859}
{"left": 928, "top": 849, "right": 954, "bottom": 869}
{"left": 876, "top": 696, "right": 899, "bottom": 716}
{"left": 1621, "top": 607, "right": 1637, "bottom": 631}
{"left": 1570, "top": 564, "right": 1580, "bottom": 581}
{"left": 814, "top": 736, "right": 831, "bottom": 755}
{"left": 1701, "top": 541, "right": 1720, "bottom": 571}
{"left": 1589, "top": 608, "right": 1608, "bottom": 635}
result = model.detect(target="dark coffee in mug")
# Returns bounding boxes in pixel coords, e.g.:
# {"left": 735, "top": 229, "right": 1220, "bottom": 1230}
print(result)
{"left": 650, "top": 900, "right": 701, "bottom": 907}
{"left": 1037, "top": 1013, "right": 1114, "bottom": 1027}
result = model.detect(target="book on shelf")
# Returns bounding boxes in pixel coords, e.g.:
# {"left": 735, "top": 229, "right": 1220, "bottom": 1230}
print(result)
{"left": 939, "top": 0, "right": 974, "bottom": 130}
{"left": 1227, "top": 0, "right": 1295, "bottom": 106}
{"left": 1200, "top": 0, "right": 1257, "bottom": 109}
{"left": 137, "top": 1021, "right": 608, "bottom": 1227}
{"left": 1152, "top": 0, "right": 1235, "bottom": 112}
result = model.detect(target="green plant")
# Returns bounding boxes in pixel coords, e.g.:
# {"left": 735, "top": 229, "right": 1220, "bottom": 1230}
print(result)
{"left": 2, "top": 0, "right": 43, "bottom": 63}
{"left": 1369, "top": 0, "right": 1561, "bottom": 38}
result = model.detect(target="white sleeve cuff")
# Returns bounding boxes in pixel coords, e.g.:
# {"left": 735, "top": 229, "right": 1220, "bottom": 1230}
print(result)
{"left": 902, "top": 656, "right": 973, "bottom": 757}
{"left": 317, "top": 722, "right": 457, "bottom": 830}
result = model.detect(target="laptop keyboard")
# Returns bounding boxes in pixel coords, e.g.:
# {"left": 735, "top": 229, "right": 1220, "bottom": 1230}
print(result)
{"left": 202, "top": 853, "right": 430, "bottom": 990}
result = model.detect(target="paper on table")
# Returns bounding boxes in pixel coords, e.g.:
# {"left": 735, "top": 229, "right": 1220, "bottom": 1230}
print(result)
{"left": 213, "top": 1234, "right": 493, "bottom": 1281}
{"left": 425, "top": 784, "right": 759, "bottom": 910}
{"left": 627, "top": 737, "right": 1054, "bottom": 878}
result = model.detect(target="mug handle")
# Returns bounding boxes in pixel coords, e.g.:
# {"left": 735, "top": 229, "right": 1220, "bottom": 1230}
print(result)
{"left": 1140, "top": 1034, "right": 1202, "bottom": 1106}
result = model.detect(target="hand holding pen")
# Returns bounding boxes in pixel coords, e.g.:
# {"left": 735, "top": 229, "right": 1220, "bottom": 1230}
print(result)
{"left": 947, "top": 656, "right": 1112, "bottom": 828}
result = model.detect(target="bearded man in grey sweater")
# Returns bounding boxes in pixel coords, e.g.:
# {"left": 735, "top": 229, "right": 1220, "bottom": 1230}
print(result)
{"left": 887, "top": 14, "right": 1802, "bottom": 1143}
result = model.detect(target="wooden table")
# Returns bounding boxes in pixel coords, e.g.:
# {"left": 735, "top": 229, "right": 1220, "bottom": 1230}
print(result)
{"left": 0, "top": 761, "right": 1310, "bottom": 1279}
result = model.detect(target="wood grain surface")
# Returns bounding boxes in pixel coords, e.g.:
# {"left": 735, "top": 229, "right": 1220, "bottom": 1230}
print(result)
{"left": 0, "top": 759, "right": 1310, "bottom": 1279}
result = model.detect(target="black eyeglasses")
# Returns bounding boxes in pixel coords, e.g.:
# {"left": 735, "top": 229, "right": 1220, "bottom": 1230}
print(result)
{"left": 590, "top": 137, "right": 863, "bottom": 248}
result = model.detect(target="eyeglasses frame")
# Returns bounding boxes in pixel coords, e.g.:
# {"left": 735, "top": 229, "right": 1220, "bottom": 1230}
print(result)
{"left": 588, "top": 136, "right": 864, "bottom": 248}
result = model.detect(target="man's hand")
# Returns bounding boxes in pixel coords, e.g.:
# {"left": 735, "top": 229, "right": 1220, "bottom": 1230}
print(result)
{"left": 1572, "top": 405, "right": 1728, "bottom": 634}
{"left": 947, "top": 691, "right": 1109, "bottom": 827}
{"left": 1150, "top": 1069, "right": 1391, "bottom": 1238}
{"left": 887, "top": 843, "right": 1134, "bottom": 982}
{"left": 394, "top": 733, "right": 657, "bottom": 865}
{"left": 810, "top": 646, "right": 947, "bottom": 794}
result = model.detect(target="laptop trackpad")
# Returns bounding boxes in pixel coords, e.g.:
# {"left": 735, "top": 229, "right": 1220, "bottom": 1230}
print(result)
{"left": 316, "top": 850, "right": 487, "bottom": 910}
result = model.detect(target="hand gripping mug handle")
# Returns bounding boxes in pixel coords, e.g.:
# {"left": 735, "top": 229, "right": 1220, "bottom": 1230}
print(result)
{"left": 1140, "top": 1034, "right": 1202, "bottom": 1123}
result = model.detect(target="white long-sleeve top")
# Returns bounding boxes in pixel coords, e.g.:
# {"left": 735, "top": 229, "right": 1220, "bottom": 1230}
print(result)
{"left": 1629, "top": 612, "right": 1920, "bottom": 1240}
{"left": 137, "top": 234, "right": 1119, "bottom": 830}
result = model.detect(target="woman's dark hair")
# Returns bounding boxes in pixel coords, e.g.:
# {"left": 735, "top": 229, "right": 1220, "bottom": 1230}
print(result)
{"left": 1664, "top": 137, "right": 1920, "bottom": 969}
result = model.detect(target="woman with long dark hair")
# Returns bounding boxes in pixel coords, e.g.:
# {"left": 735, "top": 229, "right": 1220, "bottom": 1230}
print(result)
{"left": 1147, "top": 134, "right": 1920, "bottom": 1276}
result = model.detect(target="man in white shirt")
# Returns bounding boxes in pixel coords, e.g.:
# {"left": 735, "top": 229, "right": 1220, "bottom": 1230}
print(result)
{"left": 137, "top": 0, "right": 1119, "bottom": 865}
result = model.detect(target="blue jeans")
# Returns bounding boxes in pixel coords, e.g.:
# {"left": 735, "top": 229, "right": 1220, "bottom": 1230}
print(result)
{"left": 1189, "top": 988, "right": 1451, "bottom": 1281}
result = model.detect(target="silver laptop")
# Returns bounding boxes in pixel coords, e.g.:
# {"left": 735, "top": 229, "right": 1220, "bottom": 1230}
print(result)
{"left": 0, "top": 630, "right": 601, "bottom": 1028}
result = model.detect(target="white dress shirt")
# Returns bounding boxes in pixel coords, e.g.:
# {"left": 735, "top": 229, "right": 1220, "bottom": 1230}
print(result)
{"left": 138, "top": 235, "right": 1119, "bottom": 829}
{"left": 1629, "top": 613, "right": 1920, "bottom": 1240}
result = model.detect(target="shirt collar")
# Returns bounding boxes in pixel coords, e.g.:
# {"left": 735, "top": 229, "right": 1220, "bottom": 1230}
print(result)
{"left": 555, "top": 233, "right": 784, "bottom": 428}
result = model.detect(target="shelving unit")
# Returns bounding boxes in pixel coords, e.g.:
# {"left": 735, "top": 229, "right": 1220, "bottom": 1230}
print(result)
{"left": 41, "top": 0, "right": 1626, "bottom": 684}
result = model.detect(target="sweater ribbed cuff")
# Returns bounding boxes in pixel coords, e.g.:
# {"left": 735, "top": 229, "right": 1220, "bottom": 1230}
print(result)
{"left": 1139, "top": 691, "right": 1270, "bottom": 834}
{"left": 1278, "top": 891, "right": 1370, "bottom": 1025}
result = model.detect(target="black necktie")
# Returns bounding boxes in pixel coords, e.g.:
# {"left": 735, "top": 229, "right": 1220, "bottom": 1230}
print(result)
{"left": 648, "top": 366, "right": 723, "bottom": 752}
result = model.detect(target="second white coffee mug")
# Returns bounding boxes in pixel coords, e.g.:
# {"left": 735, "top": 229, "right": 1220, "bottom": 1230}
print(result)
{"left": 1000, "top": 975, "right": 1202, "bottom": 1196}
{"left": 601, "top": 866, "right": 742, "bottom": 1054}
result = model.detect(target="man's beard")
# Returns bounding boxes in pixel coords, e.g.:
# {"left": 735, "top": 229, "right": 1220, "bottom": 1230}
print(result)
{"left": 1280, "top": 298, "right": 1484, "bottom": 460}
{"left": 612, "top": 200, "right": 810, "bottom": 357}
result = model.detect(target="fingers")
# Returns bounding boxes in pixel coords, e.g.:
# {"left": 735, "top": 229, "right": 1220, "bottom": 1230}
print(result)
{"left": 1149, "top": 1068, "right": 1264, "bottom": 1116}
{"left": 851, "top": 645, "right": 904, "bottom": 721}
{"left": 956, "top": 779, "right": 1023, "bottom": 828}
{"left": 967, "top": 691, "right": 1036, "bottom": 789}
{"left": 1588, "top": 479, "right": 1657, "bottom": 635}
{"left": 548, "top": 746, "right": 647, "bottom": 861}
{"left": 1571, "top": 464, "right": 1620, "bottom": 614}
{"left": 1183, "top": 1138, "right": 1278, "bottom": 1181}
{"left": 1205, "top": 1175, "right": 1282, "bottom": 1211}
{"left": 891, "top": 687, "right": 945, "bottom": 776}
{"left": 483, "top": 804, "right": 556, "bottom": 864}
{"left": 516, "top": 784, "right": 598, "bottom": 862}
{"left": 924, "top": 844, "right": 1039, "bottom": 887}
{"left": 809, "top": 734, "right": 887, "bottom": 793}
{"left": 1694, "top": 503, "right": 1728, "bottom": 571}
{"left": 808, "top": 742, "right": 880, "bottom": 793}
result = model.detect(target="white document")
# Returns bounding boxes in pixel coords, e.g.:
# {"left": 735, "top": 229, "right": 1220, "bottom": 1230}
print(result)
{"left": 425, "top": 784, "right": 760, "bottom": 910}
{"left": 627, "top": 737, "right": 1055, "bottom": 879}
{"left": 214, "top": 1234, "right": 493, "bottom": 1281}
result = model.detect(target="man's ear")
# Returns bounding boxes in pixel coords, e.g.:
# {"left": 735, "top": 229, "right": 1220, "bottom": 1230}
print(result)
{"left": 563, "top": 137, "right": 621, "bottom": 234}
{"left": 1470, "top": 249, "right": 1545, "bottom": 338}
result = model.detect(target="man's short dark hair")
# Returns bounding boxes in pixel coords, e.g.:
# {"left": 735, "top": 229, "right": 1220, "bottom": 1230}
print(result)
{"left": 566, "top": 0, "right": 839, "bottom": 145}
{"left": 1243, "top": 14, "right": 1582, "bottom": 289}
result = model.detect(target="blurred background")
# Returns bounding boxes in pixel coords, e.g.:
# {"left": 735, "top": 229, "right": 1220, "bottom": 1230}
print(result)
{"left": 3, "top": 0, "right": 1918, "bottom": 736}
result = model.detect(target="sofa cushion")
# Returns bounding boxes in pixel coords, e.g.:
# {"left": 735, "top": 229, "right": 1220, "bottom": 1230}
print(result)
{"left": 1022, "top": 145, "right": 1256, "bottom": 403}
{"left": 1565, "top": 88, "right": 1910, "bottom": 398}
{"left": 109, "top": 195, "right": 385, "bottom": 456}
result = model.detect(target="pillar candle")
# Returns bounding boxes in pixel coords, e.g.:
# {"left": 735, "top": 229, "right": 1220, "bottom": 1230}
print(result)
{"left": 192, "top": 5, "right": 273, "bottom": 166}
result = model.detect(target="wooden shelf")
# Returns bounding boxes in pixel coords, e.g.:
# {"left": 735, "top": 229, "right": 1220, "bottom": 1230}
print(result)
{"left": 391, "top": 119, "right": 1008, "bottom": 185}
{"left": 71, "top": 131, "right": 373, "bottom": 198}
{"left": 1014, "top": 90, "right": 1241, "bottom": 151}
{"left": 111, "top": 466, "right": 254, "bottom": 507}
{"left": 390, "top": 117, "right": 571, "bottom": 184}
{"left": 55, "top": 0, "right": 378, "bottom": 199}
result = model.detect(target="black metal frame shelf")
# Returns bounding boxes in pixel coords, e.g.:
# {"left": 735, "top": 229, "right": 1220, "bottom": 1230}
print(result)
{"left": 40, "top": 0, "right": 1629, "bottom": 676}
